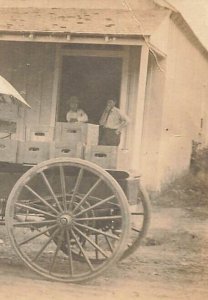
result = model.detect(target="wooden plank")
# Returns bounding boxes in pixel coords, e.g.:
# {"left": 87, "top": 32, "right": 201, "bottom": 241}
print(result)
{"left": 10, "top": 43, "right": 28, "bottom": 140}
{"left": 24, "top": 44, "right": 44, "bottom": 126}
{"left": 61, "top": 49, "right": 126, "bottom": 58}
{"left": 131, "top": 45, "right": 149, "bottom": 171}
{"left": 0, "top": 34, "right": 145, "bottom": 46}
{"left": 0, "top": 41, "right": 13, "bottom": 81}
{"left": 50, "top": 45, "right": 62, "bottom": 127}
{"left": 119, "top": 47, "right": 130, "bottom": 148}
{"left": 39, "top": 44, "right": 56, "bottom": 125}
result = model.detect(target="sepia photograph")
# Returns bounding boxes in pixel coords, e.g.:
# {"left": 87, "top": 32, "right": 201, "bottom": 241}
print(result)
{"left": 0, "top": 0, "right": 207, "bottom": 299}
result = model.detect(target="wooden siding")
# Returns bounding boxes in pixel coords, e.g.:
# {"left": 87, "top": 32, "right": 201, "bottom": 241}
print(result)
{"left": 0, "top": 41, "right": 56, "bottom": 135}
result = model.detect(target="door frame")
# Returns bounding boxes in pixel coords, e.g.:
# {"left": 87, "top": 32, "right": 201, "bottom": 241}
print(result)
{"left": 50, "top": 44, "right": 130, "bottom": 146}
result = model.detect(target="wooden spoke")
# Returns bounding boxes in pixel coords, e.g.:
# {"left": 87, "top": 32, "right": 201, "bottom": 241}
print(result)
{"left": 70, "top": 168, "right": 84, "bottom": 209}
{"left": 18, "top": 224, "right": 58, "bottom": 246}
{"left": 95, "top": 234, "right": 98, "bottom": 260}
{"left": 59, "top": 165, "right": 67, "bottom": 211}
{"left": 76, "top": 216, "right": 122, "bottom": 221}
{"left": 65, "top": 229, "right": 74, "bottom": 276}
{"left": 40, "top": 171, "right": 63, "bottom": 213}
{"left": 131, "top": 227, "right": 141, "bottom": 233}
{"left": 73, "top": 222, "right": 120, "bottom": 240}
{"left": 32, "top": 228, "right": 60, "bottom": 262}
{"left": 49, "top": 229, "right": 65, "bottom": 274}
{"left": 15, "top": 203, "right": 57, "bottom": 219}
{"left": 73, "top": 178, "right": 102, "bottom": 213}
{"left": 73, "top": 226, "right": 109, "bottom": 258}
{"left": 131, "top": 212, "right": 144, "bottom": 216}
{"left": 13, "top": 220, "right": 56, "bottom": 227}
{"left": 71, "top": 229, "right": 94, "bottom": 271}
{"left": 74, "top": 195, "right": 116, "bottom": 217}
{"left": 24, "top": 184, "right": 59, "bottom": 215}
{"left": 105, "top": 236, "right": 114, "bottom": 253}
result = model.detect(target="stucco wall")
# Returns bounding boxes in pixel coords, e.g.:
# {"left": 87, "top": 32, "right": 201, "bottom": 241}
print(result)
{"left": 156, "top": 18, "right": 208, "bottom": 188}
{"left": 141, "top": 53, "right": 166, "bottom": 190}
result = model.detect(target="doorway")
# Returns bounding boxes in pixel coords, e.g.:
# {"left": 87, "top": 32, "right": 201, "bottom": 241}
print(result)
{"left": 57, "top": 55, "right": 122, "bottom": 123}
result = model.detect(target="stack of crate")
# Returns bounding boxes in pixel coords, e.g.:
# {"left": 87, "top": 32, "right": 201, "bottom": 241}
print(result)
{"left": 17, "top": 125, "right": 53, "bottom": 164}
{"left": 53, "top": 122, "right": 99, "bottom": 159}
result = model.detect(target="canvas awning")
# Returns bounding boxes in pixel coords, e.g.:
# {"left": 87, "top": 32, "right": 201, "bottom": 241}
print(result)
{"left": 0, "top": 75, "right": 30, "bottom": 107}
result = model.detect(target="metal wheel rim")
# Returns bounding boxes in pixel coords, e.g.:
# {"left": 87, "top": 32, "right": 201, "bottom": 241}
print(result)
{"left": 121, "top": 183, "right": 151, "bottom": 260}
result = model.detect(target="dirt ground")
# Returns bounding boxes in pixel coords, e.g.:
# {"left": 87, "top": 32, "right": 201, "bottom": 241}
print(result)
{"left": 0, "top": 173, "right": 208, "bottom": 300}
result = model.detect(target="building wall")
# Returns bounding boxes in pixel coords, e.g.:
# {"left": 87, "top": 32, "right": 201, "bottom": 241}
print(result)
{"left": 156, "top": 18, "right": 208, "bottom": 188}
{"left": 141, "top": 53, "right": 166, "bottom": 190}
{"left": 0, "top": 41, "right": 56, "bottom": 133}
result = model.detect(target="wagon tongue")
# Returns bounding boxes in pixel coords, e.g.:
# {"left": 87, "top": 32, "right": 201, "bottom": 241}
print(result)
{"left": 0, "top": 75, "right": 31, "bottom": 108}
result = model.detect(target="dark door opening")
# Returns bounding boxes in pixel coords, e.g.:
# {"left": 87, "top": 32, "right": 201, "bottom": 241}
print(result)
{"left": 57, "top": 55, "right": 122, "bottom": 123}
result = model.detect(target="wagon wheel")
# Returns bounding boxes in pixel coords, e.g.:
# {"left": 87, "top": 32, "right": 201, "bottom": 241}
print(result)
{"left": 121, "top": 183, "right": 151, "bottom": 260}
{"left": 5, "top": 158, "right": 130, "bottom": 283}
{"left": 46, "top": 183, "right": 150, "bottom": 263}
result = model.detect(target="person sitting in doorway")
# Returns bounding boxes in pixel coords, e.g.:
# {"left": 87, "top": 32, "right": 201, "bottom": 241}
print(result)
{"left": 99, "top": 99, "right": 129, "bottom": 146}
{"left": 66, "top": 96, "right": 88, "bottom": 123}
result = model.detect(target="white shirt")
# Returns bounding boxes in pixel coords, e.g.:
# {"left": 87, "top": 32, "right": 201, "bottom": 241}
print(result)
{"left": 66, "top": 109, "right": 88, "bottom": 123}
{"left": 99, "top": 107, "right": 129, "bottom": 130}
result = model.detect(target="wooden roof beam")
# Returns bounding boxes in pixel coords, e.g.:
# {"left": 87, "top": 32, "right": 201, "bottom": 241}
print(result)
{"left": 0, "top": 31, "right": 145, "bottom": 46}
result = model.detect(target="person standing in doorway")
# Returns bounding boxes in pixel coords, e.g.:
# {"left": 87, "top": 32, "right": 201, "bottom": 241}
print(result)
{"left": 66, "top": 96, "right": 88, "bottom": 123}
{"left": 99, "top": 99, "right": 129, "bottom": 146}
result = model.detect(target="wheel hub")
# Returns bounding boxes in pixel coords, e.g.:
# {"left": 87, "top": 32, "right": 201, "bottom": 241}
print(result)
{"left": 58, "top": 213, "right": 73, "bottom": 226}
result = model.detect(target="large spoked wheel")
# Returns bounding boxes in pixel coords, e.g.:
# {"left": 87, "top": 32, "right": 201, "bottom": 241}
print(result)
{"left": 121, "top": 183, "right": 151, "bottom": 260}
{"left": 5, "top": 158, "right": 130, "bottom": 283}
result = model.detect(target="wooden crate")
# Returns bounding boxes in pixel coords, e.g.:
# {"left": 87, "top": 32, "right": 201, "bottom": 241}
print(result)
{"left": 82, "top": 123, "right": 99, "bottom": 145}
{"left": 0, "top": 140, "right": 17, "bottom": 163}
{"left": 26, "top": 125, "right": 54, "bottom": 142}
{"left": 84, "top": 145, "right": 118, "bottom": 169}
{"left": 84, "top": 146, "right": 129, "bottom": 170}
{"left": 50, "top": 142, "right": 84, "bottom": 159}
{"left": 55, "top": 122, "right": 81, "bottom": 144}
{"left": 117, "top": 149, "right": 129, "bottom": 170}
{"left": 17, "top": 141, "right": 49, "bottom": 164}
{"left": 55, "top": 122, "right": 99, "bottom": 145}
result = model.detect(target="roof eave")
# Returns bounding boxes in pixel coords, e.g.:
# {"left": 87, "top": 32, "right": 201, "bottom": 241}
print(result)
{"left": 0, "top": 30, "right": 149, "bottom": 46}
{"left": 171, "top": 11, "right": 208, "bottom": 58}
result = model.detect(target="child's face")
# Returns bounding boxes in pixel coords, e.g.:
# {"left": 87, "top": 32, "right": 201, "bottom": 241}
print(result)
{"left": 70, "top": 102, "right": 78, "bottom": 111}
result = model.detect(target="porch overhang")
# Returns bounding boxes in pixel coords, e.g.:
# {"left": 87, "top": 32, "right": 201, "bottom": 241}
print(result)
{"left": 0, "top": 7, "right": 168, "bottom": 47}
{"left": 0, "top": 30, "right": 146, "bottom": 46}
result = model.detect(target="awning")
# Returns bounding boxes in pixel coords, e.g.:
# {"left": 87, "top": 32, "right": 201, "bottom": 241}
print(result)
{"left": 0, "top": 75, "right": 30, "bottom": 107}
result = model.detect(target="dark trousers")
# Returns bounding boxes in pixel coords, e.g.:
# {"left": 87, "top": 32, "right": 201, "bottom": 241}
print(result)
{"left": 99, "top": 127, "right": 121, "bottom": 146}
